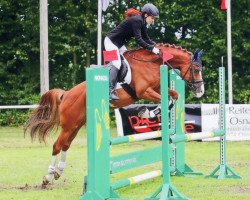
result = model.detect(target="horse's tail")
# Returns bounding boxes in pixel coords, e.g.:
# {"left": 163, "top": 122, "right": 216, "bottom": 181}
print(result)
{"left": 24, "top": 89, "right": 65, "bottom": 143}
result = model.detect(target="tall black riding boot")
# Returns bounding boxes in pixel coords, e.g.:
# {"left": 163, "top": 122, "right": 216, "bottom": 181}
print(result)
{"left": 109, "top": 65, "right": 119, "bottom": 101}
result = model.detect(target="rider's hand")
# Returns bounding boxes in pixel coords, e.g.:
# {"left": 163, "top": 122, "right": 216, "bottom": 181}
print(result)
{"left": 152, "top": 47, "right": 160, "bottom": 54}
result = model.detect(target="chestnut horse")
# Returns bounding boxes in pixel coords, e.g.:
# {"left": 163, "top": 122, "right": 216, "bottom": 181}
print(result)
{"left": 24, "top": 43, "right": 204, "bottom": 186}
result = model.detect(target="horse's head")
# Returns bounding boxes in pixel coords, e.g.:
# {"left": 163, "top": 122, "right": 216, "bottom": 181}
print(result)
{"left": 157, "top": 44, "right": 205, "bottom": 98}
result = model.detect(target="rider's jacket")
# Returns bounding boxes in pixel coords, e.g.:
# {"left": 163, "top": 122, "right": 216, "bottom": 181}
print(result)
{"left": 107, "top": 14, "right": 155, "bottom": 50}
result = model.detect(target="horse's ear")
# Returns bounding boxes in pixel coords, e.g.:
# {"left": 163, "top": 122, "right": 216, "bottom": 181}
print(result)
{"left": 197, "top": 49, "right": 203, "bottom": 59}
{"left": 193, "top": 49, "right": 203, "bottom": 60}
{"left": 193, "top": 49, "right": 199, "bottom": 60}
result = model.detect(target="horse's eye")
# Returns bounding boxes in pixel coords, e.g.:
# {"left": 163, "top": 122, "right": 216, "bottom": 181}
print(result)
{"left": 193, "top": 66, "right": 202, "bottom": 73}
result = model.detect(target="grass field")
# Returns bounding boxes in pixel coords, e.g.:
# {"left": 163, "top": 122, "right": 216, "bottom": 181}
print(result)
{"left": 0, "top": 126, "right": 250, "bottom": 200}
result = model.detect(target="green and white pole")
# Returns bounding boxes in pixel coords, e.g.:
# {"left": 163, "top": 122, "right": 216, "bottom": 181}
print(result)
{"left": 171, "top": 130, "right": 225, "bottom": 144}
{"left": 111, "top": 170, "right": 162, "bottom": 190}
{"left": 79, "top": 67, "right": 111, "bottom": 200}
{"left": 169, "top": 69, "right": 202, "bottom": 176}
{"left": 146, "top": 66, "right": 188, "bottom": 200}
{"left": 110, "top": 129, "right": 175, "bottom": 145}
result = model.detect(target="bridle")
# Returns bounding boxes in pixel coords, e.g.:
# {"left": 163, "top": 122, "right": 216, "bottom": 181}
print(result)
{"left": 166, "top": 57, "right": 204, "bottom": 92}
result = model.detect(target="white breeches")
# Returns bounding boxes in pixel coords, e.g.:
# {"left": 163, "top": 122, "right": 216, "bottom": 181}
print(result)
{"left": 104, "top": 37, "right": 127, "bottom": 70}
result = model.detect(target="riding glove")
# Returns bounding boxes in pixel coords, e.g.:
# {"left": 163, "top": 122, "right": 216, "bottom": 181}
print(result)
{"left": 152, "top": 47, "right": 160, "bottom": 54}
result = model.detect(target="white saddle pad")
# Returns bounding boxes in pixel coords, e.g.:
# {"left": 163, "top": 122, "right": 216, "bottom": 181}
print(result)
{"left": 116, "top": 56, "right": 132, "bottom": 89}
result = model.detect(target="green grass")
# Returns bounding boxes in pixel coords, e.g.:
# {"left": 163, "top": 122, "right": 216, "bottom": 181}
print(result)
{"left": 0, "top": 126, "right": 250, "bottom": 200}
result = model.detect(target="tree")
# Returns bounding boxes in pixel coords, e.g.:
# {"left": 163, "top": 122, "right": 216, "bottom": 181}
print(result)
{"left": 0, "top": 1, "right": 40, "bottom": 105}
{"left": 0, "top": 0, "right": 249, "bottom": 107}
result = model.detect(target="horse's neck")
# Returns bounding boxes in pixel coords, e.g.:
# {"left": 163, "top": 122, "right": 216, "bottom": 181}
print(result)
{"left": 168, "top": 58, "right": 188, "bottom": 70}
{"left": 157, "top": 45, "right": 191, "bottom": 69}
{"left": 124, "top": 49, "right": 156, "bottom": 60}
{"left": 124, "top": 47, "right": 190, "bottom": 71}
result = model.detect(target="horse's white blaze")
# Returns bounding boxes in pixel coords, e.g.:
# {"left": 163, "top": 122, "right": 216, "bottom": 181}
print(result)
{"left": 194, "top": 72, "right": 205, "bottom": 98}
{"left": 195, "top": 84, "right": 205, "bottom": 97}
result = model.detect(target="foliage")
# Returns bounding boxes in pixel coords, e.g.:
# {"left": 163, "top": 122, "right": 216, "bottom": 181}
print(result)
{"left": 0, "top": 0, "right": 249, "bottom": 126}
{"left": 0, "top": 109, "right": 31, "bottom": 126}
{"left": 0, "top": 94, "right": 39, "bottom": 126}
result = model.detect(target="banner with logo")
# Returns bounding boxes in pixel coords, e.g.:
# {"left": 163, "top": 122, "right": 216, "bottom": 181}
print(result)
{"left": 201, "top": 104, "right": 250, "bottom": 141}
{"left": 115, "top": 104, "right": 201, "bottom": 136}
{"left": 115, "top": 104, "right": 250, "bottom": 141}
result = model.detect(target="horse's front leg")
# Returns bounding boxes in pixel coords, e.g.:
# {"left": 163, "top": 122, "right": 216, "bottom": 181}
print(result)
{"left": 138, "top": 88, "right": 179, "bottom": 118}
{"left": 139, "top": 87, "right": 161, "bottom": 102}
{"left": 139, "top": 88, "right": 179, "bottom": 102}
{"left": 168, "top": 89, "right": 178, "bottom": 100}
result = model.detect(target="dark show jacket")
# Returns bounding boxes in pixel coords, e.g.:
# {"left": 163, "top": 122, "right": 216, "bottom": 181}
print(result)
{"left": 107, "top": 14, "right": 155, "bottom": 51}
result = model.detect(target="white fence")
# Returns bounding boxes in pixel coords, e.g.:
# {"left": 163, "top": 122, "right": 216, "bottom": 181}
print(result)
{"left": 0, "top": 105, "right": 38, "bottom": 109}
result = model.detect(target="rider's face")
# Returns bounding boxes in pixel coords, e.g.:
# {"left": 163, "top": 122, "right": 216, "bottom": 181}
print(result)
{"left": 145, "top": 15, "right": 155, "bottom": 25}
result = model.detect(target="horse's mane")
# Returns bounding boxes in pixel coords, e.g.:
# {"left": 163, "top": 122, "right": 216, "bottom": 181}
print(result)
{"left": 124, "top": 43, "right": 192, "bottom": 62}
{"left": 126, "top": 43, "right": 192, "bottom": 57}
{"left": 157, "top": 43, "right": 193, "bottom": 56}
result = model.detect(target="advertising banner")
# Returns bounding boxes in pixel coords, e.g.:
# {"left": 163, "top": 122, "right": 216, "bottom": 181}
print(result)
{"left": 115, "top": 104, "right": 250, "bottom": 141}
{"left": 202, "top": 104, "right": 250, "bottom": 141}
{"left": 115, "top": 104, "right": 160, "bottom": 136}
{"left": 115, "top": 104, "right": 202, "bottom": 136}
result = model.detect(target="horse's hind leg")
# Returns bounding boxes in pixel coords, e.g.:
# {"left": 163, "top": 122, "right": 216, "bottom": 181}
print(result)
{"left": 43, "top": 127, "right": 79, "bottom": 186}
{"left": 53, "top": 126, "right": 81, "bottom": 180}
{"left": 42, "top": 129, "right": 68, "bottom": 185}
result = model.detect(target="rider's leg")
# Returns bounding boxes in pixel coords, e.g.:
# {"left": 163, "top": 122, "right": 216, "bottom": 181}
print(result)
{"left": 119, "top": 45, "right": 127, "bottom": 55}
{"left": 109, "top": 65, "right": 120, "bottom": 100}
{"left": 104, "top": 37, "right": 121, "bottom": 101}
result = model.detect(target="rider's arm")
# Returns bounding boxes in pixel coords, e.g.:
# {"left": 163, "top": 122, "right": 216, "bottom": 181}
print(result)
{"left": 141, "top": 26, "right": 156, "bottom": 45}
{"left": 132, "top": 20, "right": 154, "bottom": 51}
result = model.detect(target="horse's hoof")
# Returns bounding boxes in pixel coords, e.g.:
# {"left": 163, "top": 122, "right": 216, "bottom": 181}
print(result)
{"left": 42, "top": 176, "right": 49, "bottom": 186}
{"left": 54, "top": 171, "right": 60, "bottom": 180}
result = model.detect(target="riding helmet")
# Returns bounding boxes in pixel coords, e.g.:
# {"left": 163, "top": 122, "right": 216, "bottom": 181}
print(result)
{"left": 141, "top": 3, "right": 159, "bottom": 18}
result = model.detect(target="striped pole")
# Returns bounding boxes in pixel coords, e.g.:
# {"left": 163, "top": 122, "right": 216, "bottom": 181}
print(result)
{"left": 111, "top": 170, "right": 162, "bottom": 190}
{"left": 171, "top": 130, "right": 225, "bottom": 144}
{"left": 110, "top": 129, "right": 175, "bottom": 145}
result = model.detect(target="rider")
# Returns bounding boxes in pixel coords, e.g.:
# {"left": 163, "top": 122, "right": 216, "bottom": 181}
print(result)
{"left": 104, "top": 3, "right": 160, "bottom": 101}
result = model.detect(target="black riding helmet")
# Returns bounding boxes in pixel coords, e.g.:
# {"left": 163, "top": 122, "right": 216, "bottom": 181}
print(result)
{"left": 141, "top": 3, "right": 159, "bottom": 18}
